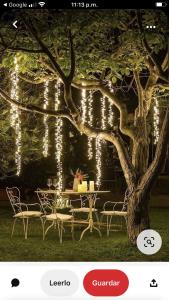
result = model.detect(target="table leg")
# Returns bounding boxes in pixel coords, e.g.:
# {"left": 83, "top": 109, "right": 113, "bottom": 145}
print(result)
{"left": 79, "top": 194, "right": 102, "bottom": 241}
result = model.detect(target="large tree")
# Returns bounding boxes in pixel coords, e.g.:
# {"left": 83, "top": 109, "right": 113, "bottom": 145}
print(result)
{"left": 0, "top": 9, "right": 169, "bottom": 244}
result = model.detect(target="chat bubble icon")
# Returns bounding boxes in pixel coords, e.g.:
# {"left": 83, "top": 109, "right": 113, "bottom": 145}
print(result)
{"left": 11, "top": 278, "right": 20, "bottom": 287}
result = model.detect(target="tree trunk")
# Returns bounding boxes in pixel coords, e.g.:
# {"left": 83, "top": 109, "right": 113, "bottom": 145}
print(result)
{"left": 127, "top": 190, "right": 150, "bottom": 244}
{"left": 132, "top": 116, "right": 149, "bottom": 176}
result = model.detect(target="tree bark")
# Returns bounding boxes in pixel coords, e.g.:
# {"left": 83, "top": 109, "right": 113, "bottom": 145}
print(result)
{"left": 132, "top": 115, "right": 149, "bottom": 176}
{"left": 127, "top": 190, "right": 150, "bottom": 244}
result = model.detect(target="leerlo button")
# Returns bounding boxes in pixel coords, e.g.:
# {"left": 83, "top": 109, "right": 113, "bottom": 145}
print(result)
{"left": 83, "top": 269, "right": 129, "bottom": 296}
{"left": 41, "top": 270, "right": 79, "bottom": 297}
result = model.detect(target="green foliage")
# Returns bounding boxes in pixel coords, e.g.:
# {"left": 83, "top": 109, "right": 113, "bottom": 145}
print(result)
{"left": 0, "top": 9, "right": 167, "bottom": 80}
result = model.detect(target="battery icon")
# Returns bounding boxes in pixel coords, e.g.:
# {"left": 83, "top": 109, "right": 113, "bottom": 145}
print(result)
{"left": 155, "top": 2, "right": 167, "bottom": 6}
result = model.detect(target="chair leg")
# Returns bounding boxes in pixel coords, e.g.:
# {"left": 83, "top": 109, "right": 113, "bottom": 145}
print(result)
{"left": 100, "top": 214, "right": 103, "bottom": 224}
{"left": 44, "top": 220, "right": 55, "bottom": 240}
{"left": 22, "top": 218, "right": 27, "bottom": 239}
{"left": 106, "top": 216, "right": 109, "bottom": 237}
{"left": 108, "top": 216, "right": 113, "bottom": 235}
{"left": 71, "top": 219, "right": 75, "bottom": 241}
{"left": 25, "top": 218, "right": 29, "bottom": 239}
{"left": 57, "top": 221, "right": 61, "bottom": 239}
{"left": 95, "top": 212, "right": 100, "bottom": 228}
{"left": 59, "top": 221, "right": 63, "bottom": 244}
{"left": 11, "top": 218, "right": 17, "bottom": 238}
{"left": 40, "top": 218, "right": 45, "bottom": 240}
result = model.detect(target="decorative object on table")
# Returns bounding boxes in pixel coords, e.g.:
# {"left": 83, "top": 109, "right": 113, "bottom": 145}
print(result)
{"left": 71, "top": 168, "right": 88, "bottom": 192}
{"left": 89, "top": 181, "right": 95, "bottom": 192}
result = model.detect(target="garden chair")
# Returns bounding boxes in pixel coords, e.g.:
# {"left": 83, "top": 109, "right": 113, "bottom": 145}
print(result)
{"left": 69, "top": 195, "right": 100, "bottom": 226}
{"left": 100, "top": 201, "right": 127, "bottom": 236}
{"left": 6, "top": 187, "right": 43, "bottom": 239}
{"left": 36, "top": 189, "right": 74, "bottom": 244}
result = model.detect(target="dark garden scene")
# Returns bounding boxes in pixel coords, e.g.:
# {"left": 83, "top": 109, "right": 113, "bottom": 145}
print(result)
{"left": 0, "top": 9, "right": 169, "bottom": 261}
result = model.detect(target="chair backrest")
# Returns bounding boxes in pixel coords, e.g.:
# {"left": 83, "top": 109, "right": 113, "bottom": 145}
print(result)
{"left": 103, "top": 201, "right": 124, "bottom": 211}
{"left": 80, "top": 194, "right": 98, "bottom": 208}
{"left": 36, "top": 189, "right": 53, "bottom": 214}
{"left": 6, "top": 187, "right": 21, "bottom": 214}
{"left": 56, "top": 195, "right": 70, "bottom": 209}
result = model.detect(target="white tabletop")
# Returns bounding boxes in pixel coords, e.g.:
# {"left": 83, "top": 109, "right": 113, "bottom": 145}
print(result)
{"left": 36, "top": 190, "right": 110, "bottom": 195}
{"left": 62, "top": 190, "right": 110, "bottom": 195}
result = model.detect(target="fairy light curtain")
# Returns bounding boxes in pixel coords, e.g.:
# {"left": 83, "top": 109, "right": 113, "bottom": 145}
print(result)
{"left": 55, "top": 80, "right": 63, "bottom": 192}
{"left": 153, "top": 92, "right": 160, "bottom": 145}
{"left": 80, "top": 81, "right": 115, "bottom": 189}
{"left": 43, "top": 81, "right": 49, "bottom": 157}
{"left": 88, "top": 91, "right": 94, "bottom": 160}
{"left": 108, "top": 81, "right": 114, "bottom": 127}
{"left": 10, "top": 56, "right": 22, "bottom": 175}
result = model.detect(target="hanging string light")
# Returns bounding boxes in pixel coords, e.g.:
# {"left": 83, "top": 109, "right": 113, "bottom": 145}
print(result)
{"left": 10, "top": 56, "right": 22, "bottom": 175}
{"left": 43, "top": 81, "right": 49, "bottom": 157}
{"left": 81, "top": 88, "right": 87, "bottom": 124}
{"left": 95, "top": 93, "right": 107, "bottom": 189}
{"left": 55, "top": 80, "right": 63, "bottom": 192}
{"left": 95, "top": 137, "right": 102, "bottom": 189}
{"left": 88, "top": 91, "right": 94, "bottom": 160}
{"left": 108, "top": 81, "right": 114, "bottom": 127}
{"left": 101, "top": 95, "right": 106, "bottom": 130}
{"left": 153, "top": 93, "right": 160, "bottom": 144}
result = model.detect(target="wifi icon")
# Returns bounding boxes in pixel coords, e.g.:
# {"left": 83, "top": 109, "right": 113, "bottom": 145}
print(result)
{"left": 38, "top": 2, "right": 45, "bottom": 7}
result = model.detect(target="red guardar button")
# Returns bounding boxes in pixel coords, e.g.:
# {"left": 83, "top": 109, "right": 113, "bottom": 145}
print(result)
{"left": 83, "top": 269, "right": 129, "bottom": 297}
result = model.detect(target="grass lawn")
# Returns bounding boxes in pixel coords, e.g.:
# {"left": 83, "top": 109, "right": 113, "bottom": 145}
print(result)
{"left": 0, "top": 207, "right": 169, "bottom": 262}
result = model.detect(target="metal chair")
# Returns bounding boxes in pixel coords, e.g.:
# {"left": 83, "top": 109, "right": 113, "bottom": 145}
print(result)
{"left": 36, "top": 189, "right": 74, "bottom": 244}
{"left": 69, "top": 195, "right": 100, "bottom": 225}
{"left": 6, "top": 187, "right": 43, "bottom": 239}
{"left": 100, "top": 201, "right": 127, "bottom": 236}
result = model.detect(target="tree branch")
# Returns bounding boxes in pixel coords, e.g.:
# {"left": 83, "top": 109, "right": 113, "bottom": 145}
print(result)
{"left": 73, "top": 79, "right": 136, "bottom": 140}
{"left": 18, "top": 74, "right": 56, "bottom": 84}
{"left": 133, "top": 70, "right": 144, "bottom": 116}
{"left": 99, "top": 85, "right": 136, "bottom": 140}
{"left": 76, "top": 120, "right": 136, "bottom": 187}
{"left": 139, "top": 108, "right": 169, "bottom": 193}
{"left": 23, "top": 19, "right": 67, "bottom": 84}
{"left": 0, "top": 88, "right": 74, "bottom": 122}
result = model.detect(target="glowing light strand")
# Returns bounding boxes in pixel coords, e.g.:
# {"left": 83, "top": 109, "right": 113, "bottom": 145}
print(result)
{"left": 81, "top": 88, "right": 87, "bottom": 124}
{"left": 101, "top": 95, "right": 106, "bottom": 130}
{"left": 88, "top": 91, "right": 94, "bottom": 160}
{"left": 55, "top": 80, "right": 63, "bottom": 192}
{"left": 95, "top": 93, "right": 107, "bottom": 189}
{"left": 95, "top": 137, "right": 102, "bottom": 189}
{"left": 108, "top": 81, "right": 114, "bottom": 127}
{"left": 153, "top": 94, "right": 160, "bottom": 144}
{"left": 10, "top": 56, "right": 22, "bottom": 175}
{"left": 43, "top": 81, "right": 49, "bottom": 157}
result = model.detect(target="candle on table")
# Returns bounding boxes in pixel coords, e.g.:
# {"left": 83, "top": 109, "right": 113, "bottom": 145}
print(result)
{"left": 78, "top": 184, "right": 83, "bottom": 192}
{"left": 82, "top": 181, "right": 88, "bottom": 192}
{"left": 89, "top": 181, "right": 95, "bottom": 192}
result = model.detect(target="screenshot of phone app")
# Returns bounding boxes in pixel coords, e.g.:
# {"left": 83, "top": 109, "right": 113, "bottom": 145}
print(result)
{"left": 0, "top": 0, "right": 168, "bottom": 299}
